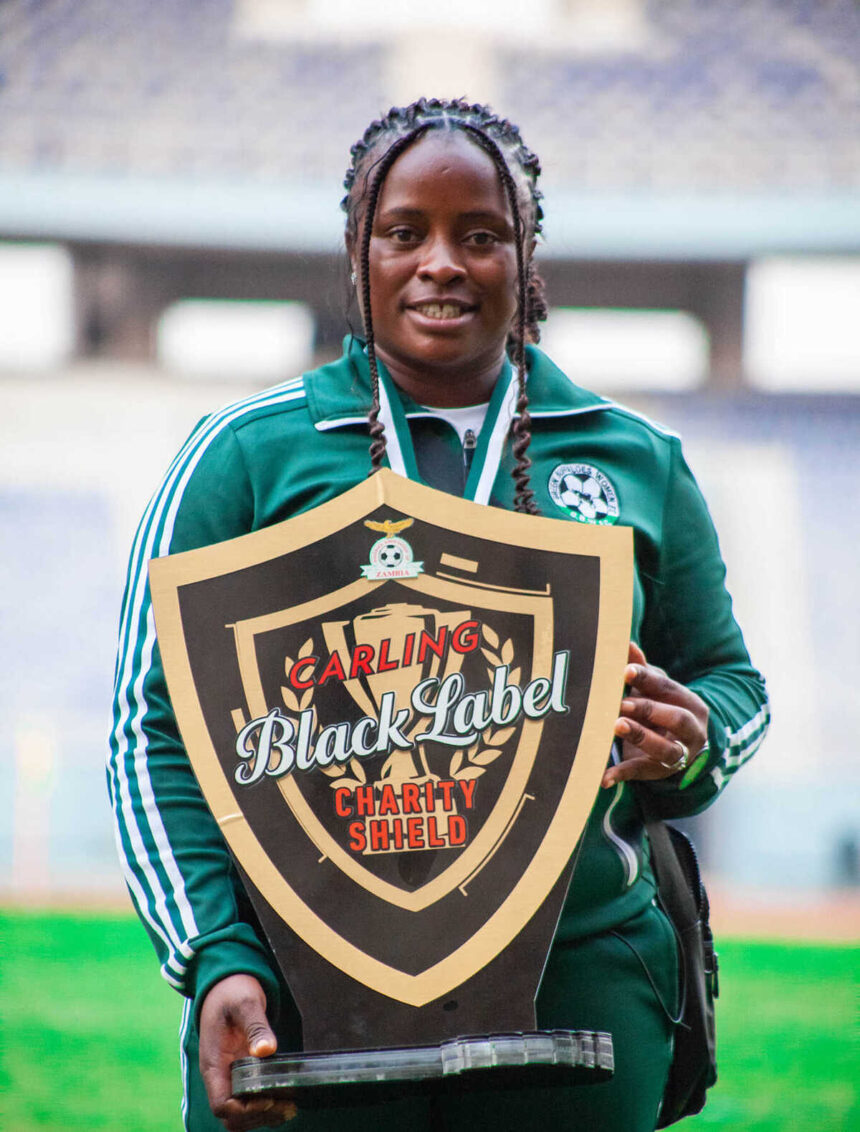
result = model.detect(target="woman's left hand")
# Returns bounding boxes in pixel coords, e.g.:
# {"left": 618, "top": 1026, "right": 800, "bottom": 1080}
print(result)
{"left": 602, "top": 642, "right": 709, "bottom": 789}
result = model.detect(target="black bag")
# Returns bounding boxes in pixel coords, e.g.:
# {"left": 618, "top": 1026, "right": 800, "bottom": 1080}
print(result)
{"left": 643, "top": 813, "right": 719, "bottom": 1127}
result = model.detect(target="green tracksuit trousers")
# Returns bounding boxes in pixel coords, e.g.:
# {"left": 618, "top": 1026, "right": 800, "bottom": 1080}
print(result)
{"left": 182, "top": 900, "right": 678, "bottom": 1132}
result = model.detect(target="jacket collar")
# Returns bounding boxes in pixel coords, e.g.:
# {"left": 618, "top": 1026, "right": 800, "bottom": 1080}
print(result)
{"left": 304, "top": 336, "right": 610, "bottom": 431}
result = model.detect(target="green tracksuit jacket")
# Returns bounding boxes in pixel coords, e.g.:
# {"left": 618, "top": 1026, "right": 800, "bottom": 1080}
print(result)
{"left": 108, "top": 336, "right": 768, "bottom": 1041}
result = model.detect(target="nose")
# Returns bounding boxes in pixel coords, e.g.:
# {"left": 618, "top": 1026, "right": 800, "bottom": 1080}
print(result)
{"left": 417, "top": 234, "right": 465, "bottom": 285}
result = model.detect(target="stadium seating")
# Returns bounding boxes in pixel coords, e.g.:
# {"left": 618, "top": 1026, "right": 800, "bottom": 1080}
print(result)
{"left": 0, "top": 0, "right": 857, "bottom": 191}
{"left": 502, "top": 0, "right": 860, "bottom": 191}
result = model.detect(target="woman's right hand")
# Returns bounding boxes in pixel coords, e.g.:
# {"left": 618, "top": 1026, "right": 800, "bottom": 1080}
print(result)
{"left": 198, "top": 973, "right": 297, "bottom": 1131}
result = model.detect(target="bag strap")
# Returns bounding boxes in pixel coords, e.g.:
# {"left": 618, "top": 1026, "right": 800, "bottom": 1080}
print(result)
{"left": 637, "top": 790, "right": 700, "bottom": 933}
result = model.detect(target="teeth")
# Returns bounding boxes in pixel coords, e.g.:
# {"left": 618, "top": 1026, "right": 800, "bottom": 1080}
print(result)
{"left": 414, "top": 303, "right": 467, "bottom": 320}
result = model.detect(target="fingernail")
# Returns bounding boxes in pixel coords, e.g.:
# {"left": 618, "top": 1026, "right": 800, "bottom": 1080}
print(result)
{"left": 615, "top": 720, "right": 631, "bottom": 736}
{"left": 621, "top": 698, "right": 635, "bottom": 711}
{"left": 625, "top": 665, "right": 639, "bottom": 683}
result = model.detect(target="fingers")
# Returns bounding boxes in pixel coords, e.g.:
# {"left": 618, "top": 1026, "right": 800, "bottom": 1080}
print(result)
{"left": 199, "top": 974, "right": 296, "bottom": 1131}
{"left": 625, "top": 643, "right": 705, "bottom": 727}
{"left": 211, "top": 1094, "right": 297, "bottom": 1132}
{"left": 242, "top": 1015, "right": 278, "bottom": 1061}
{"left": 602, "top": 642, "right": 710, "bottom": 788}
{"left": 223, "top": 994, "right": 292, "bottom": 1127}
{"left": 618, "top": 697, "right": 701, "bottom": 746}
{"left": 205, "top": 1073, "right": 296, "bottom": 1130}
{"left": 624, "top": 660, "right": 701, "bottom": 713}
{"left": 204, "top": 1064, "right": 296, "bottom": 1131}
{"left": 602, "top": 735, "right": 690, "bottom": 788}
{"left": 605, "top": 702, "right": 705, "bottom": 788}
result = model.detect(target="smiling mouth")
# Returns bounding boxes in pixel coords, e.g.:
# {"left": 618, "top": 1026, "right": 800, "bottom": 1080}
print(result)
{"left": 409, "top": 301, "right": 476, "bottom": 320}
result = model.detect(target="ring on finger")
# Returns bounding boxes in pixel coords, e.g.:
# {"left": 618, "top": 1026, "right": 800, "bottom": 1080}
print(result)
{"left": 660, "top": 740, "right": 690, "bottom": 775}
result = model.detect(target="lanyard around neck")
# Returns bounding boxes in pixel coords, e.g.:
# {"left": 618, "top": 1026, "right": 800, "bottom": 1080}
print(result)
{"left": 376, "top": 361, "right": 519, "bottom": 506}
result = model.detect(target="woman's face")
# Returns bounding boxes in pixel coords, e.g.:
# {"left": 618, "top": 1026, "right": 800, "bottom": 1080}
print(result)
{"left": 355, "top": 132, "right": 520, "bottom": 407}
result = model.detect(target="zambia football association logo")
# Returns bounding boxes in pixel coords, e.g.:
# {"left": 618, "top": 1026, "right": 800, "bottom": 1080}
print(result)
{"left": 149, "top": 470, "right": 632, "bottom": 1009}
{"left": 361, "top": 517, "right": 423, "bottom": 580}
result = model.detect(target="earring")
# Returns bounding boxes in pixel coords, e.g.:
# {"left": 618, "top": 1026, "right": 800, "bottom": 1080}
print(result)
{"left": 350, "top": 270, "right": 357, "bottom": 286}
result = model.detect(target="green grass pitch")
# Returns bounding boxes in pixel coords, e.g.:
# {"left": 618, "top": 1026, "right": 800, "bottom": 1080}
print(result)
{"left": 2, "top": 910, "right": 857, "bottom": 1130}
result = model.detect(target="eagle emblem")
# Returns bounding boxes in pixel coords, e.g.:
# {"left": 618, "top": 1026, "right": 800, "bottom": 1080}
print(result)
{"left": 364, "top": 518, "right": 415, "bottom": 537}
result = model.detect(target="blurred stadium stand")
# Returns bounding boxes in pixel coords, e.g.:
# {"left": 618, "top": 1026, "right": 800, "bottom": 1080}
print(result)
{"left": 0, "top": 0, "right": 858, "bottom": 906}
{"left": 1, "top": 0, "right": 858, "bottom": 376}
{"left": 2, "top": 0, "right": 857, "bottom": 189}
{"left": 505, "top": 0, "right": 860, "bottom": 193}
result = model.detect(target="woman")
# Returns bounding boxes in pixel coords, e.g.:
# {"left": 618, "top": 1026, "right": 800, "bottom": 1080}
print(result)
{"left": 109, "top": 99, "right": 769, "bottom": 1132}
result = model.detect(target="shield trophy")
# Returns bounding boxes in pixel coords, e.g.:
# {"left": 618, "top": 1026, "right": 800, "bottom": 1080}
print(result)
{"left": 149, "top": 469, "right": 633, "bottom": 1106}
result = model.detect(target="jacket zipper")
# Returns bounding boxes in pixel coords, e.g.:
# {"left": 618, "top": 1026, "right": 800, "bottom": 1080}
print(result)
{"left": 462, "top": 428, "right": 477, "bottom": 488}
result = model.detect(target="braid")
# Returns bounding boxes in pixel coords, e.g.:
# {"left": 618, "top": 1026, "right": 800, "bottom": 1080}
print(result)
{"left": 343, "top": 99, "right": 545, "bottom": 511}
{"left": 456, "top": 124, "right": 537, "bottom": 514}
{"left": 357, "top": 126, "right": 431, "bottom": 473}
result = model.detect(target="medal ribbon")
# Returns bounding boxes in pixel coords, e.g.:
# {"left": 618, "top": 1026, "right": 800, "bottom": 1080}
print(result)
{"left": 376, "top": 360, "right": 519, "bottom": 505}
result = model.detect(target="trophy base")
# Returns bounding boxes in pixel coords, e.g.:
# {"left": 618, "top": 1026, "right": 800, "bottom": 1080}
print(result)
{"left": 232, "top": 1030, "right": 613, "bottom": 1108}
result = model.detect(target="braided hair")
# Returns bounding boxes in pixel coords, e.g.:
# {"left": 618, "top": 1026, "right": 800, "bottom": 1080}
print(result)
{"left": 341, "top": 98, "right": 547, "bottom": 514}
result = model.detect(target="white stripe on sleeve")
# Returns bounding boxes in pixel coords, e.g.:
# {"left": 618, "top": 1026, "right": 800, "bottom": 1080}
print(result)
{"left": 108, "top": 380, "right": 306, "bottom": 980}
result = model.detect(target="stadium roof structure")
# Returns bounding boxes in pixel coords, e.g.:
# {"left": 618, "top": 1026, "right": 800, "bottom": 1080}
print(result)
{"left": 1, "top": 173, "right": 858, "bottom": 261}
{"left": 1, "top": 0, "right": 858, "bottom": 259}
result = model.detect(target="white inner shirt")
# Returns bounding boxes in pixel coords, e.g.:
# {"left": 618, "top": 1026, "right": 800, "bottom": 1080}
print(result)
{"left": 417, "top": 402, "right": 490, "bottom": 445}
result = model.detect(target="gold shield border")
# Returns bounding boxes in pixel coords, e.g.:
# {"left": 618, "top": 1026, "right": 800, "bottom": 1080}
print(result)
{"left": 232, "top": 573, "right": 554, "bottom": 912}
{"left": 150, "top": 468, "right": 633, "bottom": 1007}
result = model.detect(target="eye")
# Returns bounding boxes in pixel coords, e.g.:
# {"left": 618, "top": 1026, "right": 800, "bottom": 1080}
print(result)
{"left": 388, "top": 226, "right": 421, "bottom": 245}
{"left": 465, "top": 230, "right": 500, "bottom": 247}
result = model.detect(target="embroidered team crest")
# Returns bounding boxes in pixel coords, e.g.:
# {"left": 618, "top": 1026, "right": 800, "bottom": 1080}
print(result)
{"left": 548, "top": 464, "right": 620, "bottom": 526}
{"left": 361, "top": 517, "right": 424, "bottom": 580}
